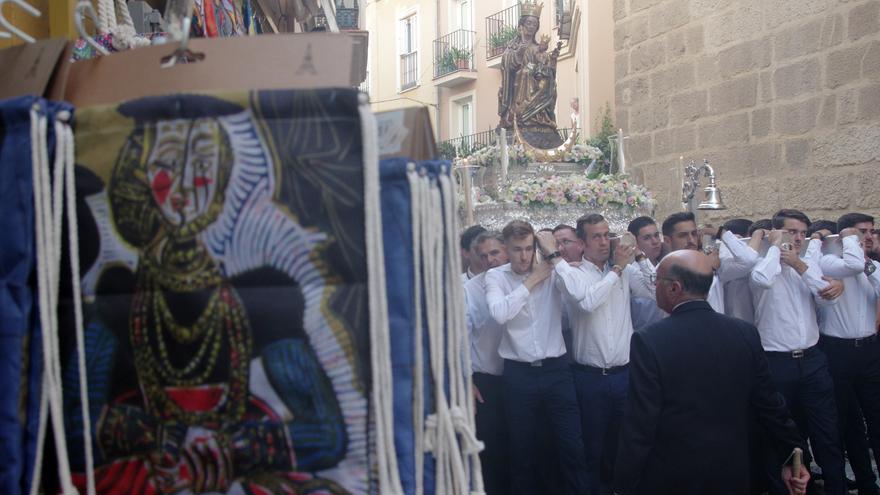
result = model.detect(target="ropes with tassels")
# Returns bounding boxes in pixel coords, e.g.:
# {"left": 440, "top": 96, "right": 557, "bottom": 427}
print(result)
{"left": 407, "top": 164, "right": 426, "bottom": 495}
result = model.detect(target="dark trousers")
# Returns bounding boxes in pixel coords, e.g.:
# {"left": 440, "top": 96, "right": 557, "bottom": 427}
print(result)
{"left": 764, "top": 347, "right": 846, "bottom": 495}
{"left": 503, "top": 355, "right": 588, "bottom": 495}
{"left": 572, "top": 364, "right": 628, "bottom": 495}
{"left": 474, "top": 372, "right": 510, "bottom": 495}
{"left": 820, "top": 334, "right": 880, "bottom": 495}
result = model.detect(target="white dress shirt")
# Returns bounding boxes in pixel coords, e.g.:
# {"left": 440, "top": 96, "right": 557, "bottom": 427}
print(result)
{"left": 460, "top": 268, "right": 477, "bottom": 284}
{"left": 818, "top": 236, "right": 880, "bottom": 339}
{"left": 464, "top": 272, "right": 505, "bottom": 375}
{"left": 717, "top": 230, "right": 760, "bottom": 323}
{"left": 750, "top": 239, "right": 835, "bottom": 352}
{"left": 630, "top": 257, "right": 667, "bottom": 331}
{"left": 554, "top": 259, "right": 655, "bottom": 368}
{"left": 485, "top": 263, "right": 567, "bottom": 363}
{"left": 707, "top": 275, "right": 725, "bottom": 314}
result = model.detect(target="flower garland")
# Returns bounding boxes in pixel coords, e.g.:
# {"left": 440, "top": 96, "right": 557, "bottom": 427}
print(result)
{"left": 506, "top": 174, "right": 655, "bottom": 210}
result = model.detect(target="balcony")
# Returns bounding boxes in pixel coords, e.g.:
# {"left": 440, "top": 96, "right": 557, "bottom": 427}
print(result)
{"left": 314, "top": 0, "right": 360, "bottom": 30}
{"left": 438, "top": 128, "right": 575, "bottom": 160}
{"left": 485, "top": 3, "right": 519, "bottom": 69}
{"left": 433, "top": 29, "right": 478, "bottom": 88}
{"left": 400, "top": 52, "right": 418, "bottom": 92}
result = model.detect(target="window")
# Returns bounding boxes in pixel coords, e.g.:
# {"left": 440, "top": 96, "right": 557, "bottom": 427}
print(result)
{"left": 399, "top": 14, "right": 418, "bottom": 91}
{"left": 454, "top": 96, "right": 474, "bottom": 138}
{"left": 456, "top": 0, "right": 471, "bottom": 30}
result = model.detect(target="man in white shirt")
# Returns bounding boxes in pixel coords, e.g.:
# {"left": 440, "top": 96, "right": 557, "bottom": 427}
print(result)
{"left": 460, "top": 224, "right": 487, "bottom": 283}
{"left": 485, "top": 220, "right": 588, "bottom": 494}
{"left": 750, "top": 209, "right": 846, "bottom": 495}
{"left": 546, "top": 214, "right": 655, "bottom": 495}
{"left": 627, "top": 216, "right": 666, "bottom": 331}
{"left": 715, "top": 218, "right": 762, "bottom": 324}
{"left": 817, "top": 213, "right": 880, "bottom": 495}
{"left": 464, "top": 231, "right": 510, "bottom": 495}
{"left": 661, "top": 212, "right": 725, "bottom": 313}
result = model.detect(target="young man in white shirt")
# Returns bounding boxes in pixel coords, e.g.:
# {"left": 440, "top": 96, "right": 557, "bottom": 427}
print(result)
{"left": 464, "top": 231, "right": 510, "bottom": 495}
{"left": 546, "top": 214, "right": 655, "bottom": 495}
{"left": 627, "top": 216, "right": 666, "bottom": 331}
{"left": 750, "top": 209, "right": 846, "bottom": 495}
{"left": 485, "top": 220, "right": 588, "bottom": 494}
{"left": 817, "top": 213, "right": 880, "bottom": 495}
{"left": 715, "top": 218, "right": 763, "bottom": 324}
{"left": 460, "top": 224, "right": 487, "bottom": 283}
{"left": 661, "top": 212, "right": 725, "bottom": 313}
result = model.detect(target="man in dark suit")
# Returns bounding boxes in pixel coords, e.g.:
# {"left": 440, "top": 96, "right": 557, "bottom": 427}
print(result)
{"left": 614, "top": 250, "right": 810, "bottom": 495}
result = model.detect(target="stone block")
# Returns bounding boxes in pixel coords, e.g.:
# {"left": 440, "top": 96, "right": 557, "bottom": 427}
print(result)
{"left": 781, "top": 173, "right": 852, "bottom": 211}
{"left": 855, "top": 167, "right": 880, "bottom": 209}
{"left": 864, "top": 41, "right": 880, "bottom": 79}
{"left": 718, "top": 37, "right": 772, "bottom": 79}
{"left": 759, "top": 71, "right": 773, "bottom": 103}
{"left": 838, "top": 89, "right": 860, "bottom": 125}
{"left": 848, "top": 1, "right": 880, "bottom": 41}
{"left": 654, "top": 129, "right": 673, "bottom": 156}
{"left": 764, "top": 0, "right": 829, "bottom": 30}
{"left": 820, "top": 13, "right": 844, "bottom": 49}
{"left": 616, "top": 52, "right": 630, "bottom": 80}
{"left": 859, "top": 84, "right": 880, "bottom": 120}
{"left": 818, "top": 95, "right": 837, "bottom": 128}
{"left": 614, "top": 0, "right": 628, "bottom": 21}
{"left": 667, "top": 30, "right": 688, "bottom": 62}
{"left": 672, "top": 124, "right": 697, "bottom": 154}
{"left": 709, "top": 74, "right": 758, "bottom": 115}
{"left": 751, "top": 107, "right": 772, "bottom": 138}
{"left": 631, "top": 39, "right": 666, "bottom": 73}
{"left": 812, "top": 123, "right": 880, "bottom": 166}
{"left": 774, "top": 19, "right": 823, "bottom": 62}
{"left": 616, "top": 82, "right": 630, "bottom": 106}
{"left": 651, "top": 62, "right": 696, "bottom": 97}
{"left": 689, "top": 0, "right": 734, "bottom": 18}
{"left": 826, "top": 43, "right": 869, "bottom": 89}
{"left": 696, "top": 55, "right": 721, "bottom": 86}
{"left": 785, "top": 138, "right": 813, "bottom": 168}
{"left": 773, "top": 58, "right": 821, "bottom": 100}
{"left": 671, "top": 89, "right": 708, "bottom": 124}
{"left": 649, "top": 0, "right": 690, "bottom": 38}
{"left": 698, "top": 113, "right": 750, "bottom": 148}
{"left": 774, "top": 97, "right": 820, "bottom": 135}
{"left": 616, "top": 108, "right": 630, "bottom": 133}
{"left": 716, "top": 178, "right": 780, "bottom": 217}
{"left": 627, "top": 133, "right": 653, "bottom": 163}
{"left": 686, "top": 24, "right": 705, "bottom": 54}
{"left": 630, "top": 101, "right": 669, "bottom": 133}
{"left": 616, "top": 16, "right": 650, "bottom": 51}
{"left": 705, "top": 4, "right": 764, "bottom": 48}
{"left": 631, "top": 76, "right": 652, "bottom": 103}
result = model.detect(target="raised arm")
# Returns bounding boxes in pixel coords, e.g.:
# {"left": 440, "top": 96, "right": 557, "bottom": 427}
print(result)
{"left": 717, "top": 230, "right": 760, "bottom": 283}
{"left": 486, "top": 269, "right": 532, "bottom": 325}
{"left": 751, "top": 245, "right": 783, "bottom": 288}
{"left": 819, "top": 235, "right": 865, "bottom": 279}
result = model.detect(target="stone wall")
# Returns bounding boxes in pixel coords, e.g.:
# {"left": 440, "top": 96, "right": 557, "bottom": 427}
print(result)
{"left": 614, "top": 0, "right": 880, "bottom": 226}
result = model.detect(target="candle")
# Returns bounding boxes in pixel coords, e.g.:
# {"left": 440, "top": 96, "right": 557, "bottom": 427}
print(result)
{"left": 617, "top": 128, "right": 626, "bottom": 174}
{"left": 500, "top": 128, "right": 509, "bottom": 184}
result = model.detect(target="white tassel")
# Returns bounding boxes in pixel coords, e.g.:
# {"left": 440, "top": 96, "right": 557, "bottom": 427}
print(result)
{"left": 407, "top": 164, "right": 425, "bottom": 495}
{"left": 359, "top": 96, "right": 404, "bottom": 495}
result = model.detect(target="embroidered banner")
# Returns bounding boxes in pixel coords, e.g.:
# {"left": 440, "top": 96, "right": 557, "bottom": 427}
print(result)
{"left": 61, "top": 89, "right": 371, "bottom": 494}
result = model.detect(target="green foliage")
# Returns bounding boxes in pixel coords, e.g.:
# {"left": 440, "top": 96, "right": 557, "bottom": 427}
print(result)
{"left": 489, "top": 25, "right": 519, "bottom": 50}
{"left": 436, "top": 47, "right": 472, "bottom": 74}
{"left": 438, "top": 141, "right": 457, "bottom": 160}
{"left": 585, "top": 103, "right": 615, "bottom": 178}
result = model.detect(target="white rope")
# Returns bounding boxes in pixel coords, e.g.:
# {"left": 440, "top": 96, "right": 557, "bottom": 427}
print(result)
{"left": 406, "top": 164, "right": 425, "bottom": 495}
{"left": 438, "top": 173, "right": 485, "bottom": 495}
{"left": 91, "top": 0, "right": 150, "bottom": 51}
{"left": 29, "top": 104, "right": 77, "bottom": 495}
{"left": 58, "top": 113, "right": 97, "bottom": 495}
{"left": 359, "top": 97, "right": 404, "bottom": 495}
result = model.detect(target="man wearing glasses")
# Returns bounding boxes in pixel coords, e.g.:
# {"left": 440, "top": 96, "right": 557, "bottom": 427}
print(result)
{"left": 750, "top": 209, "right": 846, "bottom": 495}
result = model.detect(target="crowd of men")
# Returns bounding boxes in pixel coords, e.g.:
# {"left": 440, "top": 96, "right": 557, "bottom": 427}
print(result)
{"left": 461, "top": 209, "right": 880, "bottom": 495}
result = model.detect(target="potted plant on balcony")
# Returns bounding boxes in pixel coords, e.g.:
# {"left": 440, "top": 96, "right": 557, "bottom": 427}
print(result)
{"left": 488, "top": 26, "right": 518, "bottom": 55}
{"left": 450, "top": 47, "right": 472, "bottom": 70}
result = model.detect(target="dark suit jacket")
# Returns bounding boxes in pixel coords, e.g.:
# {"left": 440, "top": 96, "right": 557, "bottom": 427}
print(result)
{"left": 613, "top": 300, "right": 803, "bottom": 495}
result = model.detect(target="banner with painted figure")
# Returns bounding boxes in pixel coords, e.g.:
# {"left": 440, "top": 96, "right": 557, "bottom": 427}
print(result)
{"left": 61, "top": 89, "right": 371, "bottom": 494}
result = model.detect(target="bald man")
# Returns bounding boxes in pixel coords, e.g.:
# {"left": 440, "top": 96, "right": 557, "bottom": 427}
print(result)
{"left": 614, "top": 251, "right": 809, "bottom": 495}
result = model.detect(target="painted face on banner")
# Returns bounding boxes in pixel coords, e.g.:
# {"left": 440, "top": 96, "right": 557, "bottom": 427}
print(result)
{"left": 146, "top": 118, "right": 222, "bottom": 228}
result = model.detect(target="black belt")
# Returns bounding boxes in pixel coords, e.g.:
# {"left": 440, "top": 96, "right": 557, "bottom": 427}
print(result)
{"left": 572, "top": 363, "right": 629, "bottom": 376}
{"left": 504, "top": 355, "right": 567, "bottom": 368}
{"left": 822, "top": 334, "right": 878, "bottom": 348}
{"left": 765, "top": 345, "right": 820, "bottom": 359}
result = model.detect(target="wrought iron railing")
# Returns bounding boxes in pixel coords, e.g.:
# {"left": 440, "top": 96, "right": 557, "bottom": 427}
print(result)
{"left": 433, "top": 29, "right": 476, "bottom": 79}
{"left": 314, "top": 1, "right": 359, "bottom": 30}
{"left": 439, "top": 128, "right": 574, "bottom": 160}
{"left": 359, "top": 70, "right": 370, "bottom": 95}
{"left": 400, "top": 52, "right": 418, "bottom": 91}
{"left": 485, "top": 3, "right": 520, "bottom": 60}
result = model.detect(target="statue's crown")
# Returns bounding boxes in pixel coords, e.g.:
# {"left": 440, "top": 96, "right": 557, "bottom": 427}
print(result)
{"left": 520, "top": 0, "right": 543, "bottom": 18}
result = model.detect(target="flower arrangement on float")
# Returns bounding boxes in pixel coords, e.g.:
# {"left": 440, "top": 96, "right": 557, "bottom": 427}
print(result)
{"left": 506, "top": 174, "right": 655, "bottom": 211}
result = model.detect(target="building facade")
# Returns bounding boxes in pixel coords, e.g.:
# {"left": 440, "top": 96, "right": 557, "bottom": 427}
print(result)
{"left": 363, "top": 0, "right": 615, "bottom": 154}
